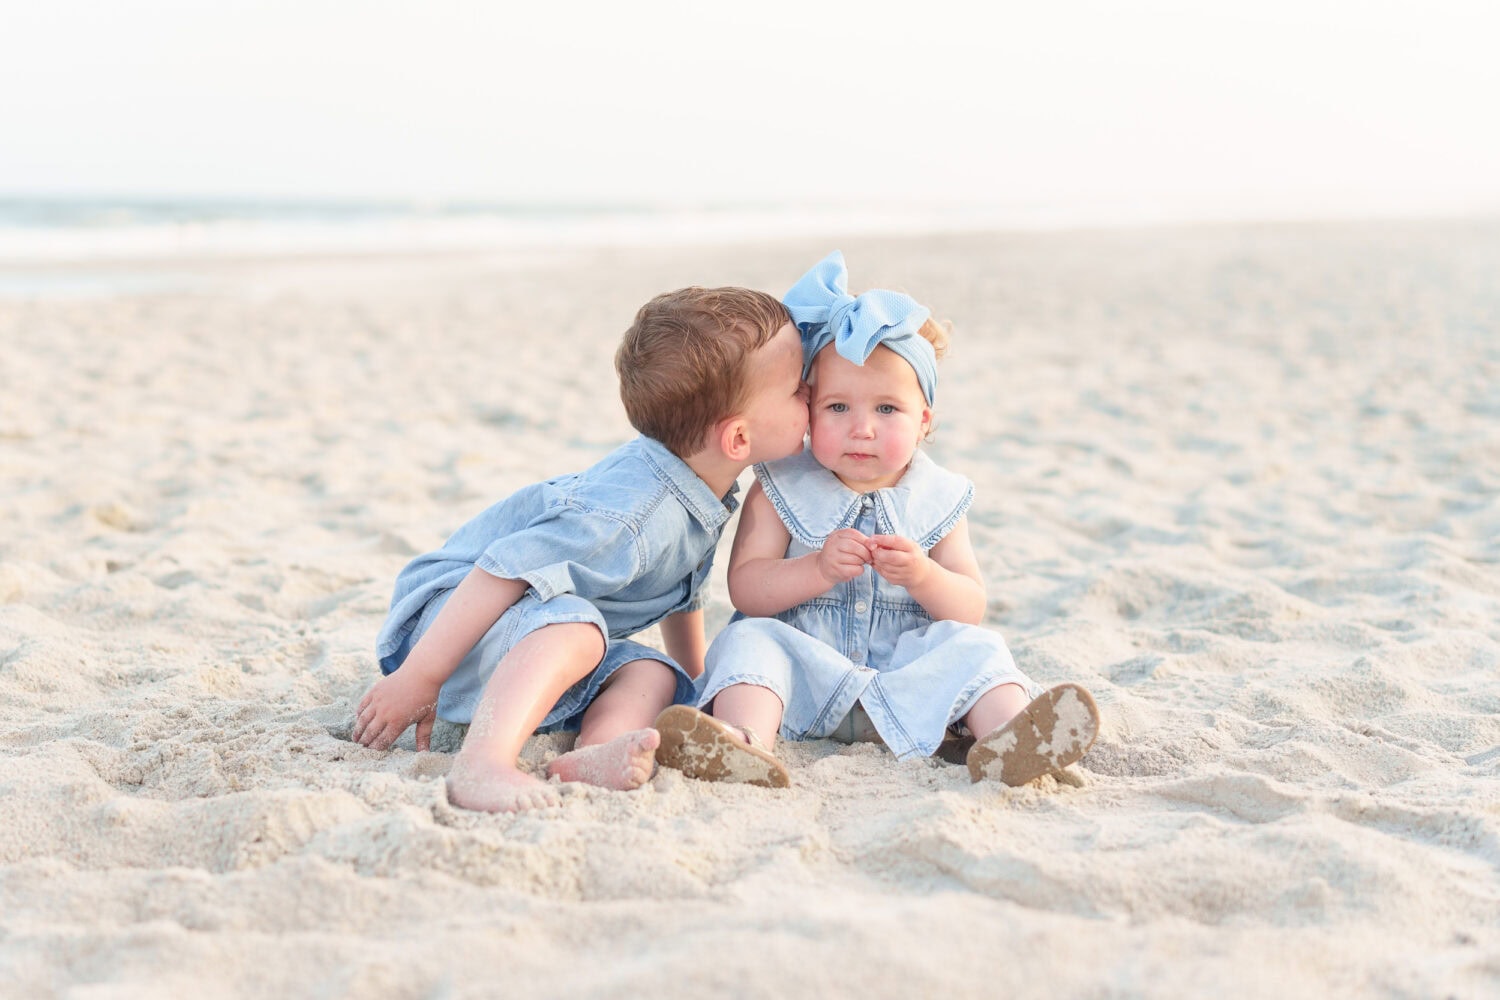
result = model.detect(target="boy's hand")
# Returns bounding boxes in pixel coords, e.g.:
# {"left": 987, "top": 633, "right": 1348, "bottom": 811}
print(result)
{"left": 818, "top": 528, "right": 873, "bottom": 586}
{"left": 353, "top": 670, "right": 439, "bottom": 751}
{"left": 869, "top": 534, "right": 932, "bottom": 590}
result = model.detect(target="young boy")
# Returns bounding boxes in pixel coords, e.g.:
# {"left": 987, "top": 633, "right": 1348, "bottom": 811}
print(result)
{"left": 353, "top": 286, "right": 810, "bottom": 813}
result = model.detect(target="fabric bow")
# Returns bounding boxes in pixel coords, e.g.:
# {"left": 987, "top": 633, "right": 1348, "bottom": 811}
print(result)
{"left": 782, "top": 250, "right": 936, "bottom": 405}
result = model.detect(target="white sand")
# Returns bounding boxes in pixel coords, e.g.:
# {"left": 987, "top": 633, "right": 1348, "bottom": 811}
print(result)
{"left": 2, "top": 224, "right": 1498, "bottom": 997}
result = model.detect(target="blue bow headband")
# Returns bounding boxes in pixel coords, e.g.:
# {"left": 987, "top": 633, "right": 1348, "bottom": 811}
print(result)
{"left": 782, "top": 250, "right": 937, "bottom": 405}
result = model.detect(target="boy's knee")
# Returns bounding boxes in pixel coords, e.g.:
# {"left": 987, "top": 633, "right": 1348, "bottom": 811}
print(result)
{"left": 616, "top": 657, "right": 677, "bottom": 692}
{"left": 592, "top": 658, "right": 679, "bottom": 706}
{"left": 538, "top": 621, "right": 606, "bottom": 661}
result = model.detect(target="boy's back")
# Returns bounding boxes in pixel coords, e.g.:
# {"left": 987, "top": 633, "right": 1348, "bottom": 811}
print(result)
{"left": 376, "top": 434, "right": 736, "bottom": 684}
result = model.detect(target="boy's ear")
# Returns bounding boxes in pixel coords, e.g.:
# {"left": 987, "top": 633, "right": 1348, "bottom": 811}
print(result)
{"left": 716, "top": 415, "right": 753, "bottom": 462}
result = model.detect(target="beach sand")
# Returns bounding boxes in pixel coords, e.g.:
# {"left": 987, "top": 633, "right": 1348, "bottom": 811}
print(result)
{"left": 2, "top": 223, "right": 1498, "bottom": 998}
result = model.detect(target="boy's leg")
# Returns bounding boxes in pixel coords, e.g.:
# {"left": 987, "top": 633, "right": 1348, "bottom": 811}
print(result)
{"left": 446, "top": 621, "right": 604, "bottom": 813}
{"left": 546, "top": 658, "right": 676, "bottom": 791}
{"left": 575, "top": 658, "right": 680, "bottom": 745}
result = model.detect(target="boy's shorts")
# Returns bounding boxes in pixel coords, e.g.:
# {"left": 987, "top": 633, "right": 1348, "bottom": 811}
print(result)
{"left": 406, "top": 589, "right": 696, "bottom": 732}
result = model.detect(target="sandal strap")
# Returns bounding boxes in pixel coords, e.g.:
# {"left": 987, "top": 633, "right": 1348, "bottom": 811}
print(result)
{"left": 734, "top": 725, "right": 768, "bottom": 751}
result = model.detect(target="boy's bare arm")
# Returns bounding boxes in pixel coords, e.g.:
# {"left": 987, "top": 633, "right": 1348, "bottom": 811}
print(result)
{"left": 354, "top": 568, "right": 527, "bottom": 751}
{"left": 658, "top": 607, "right": 706, "bottom": 680}
{"left": 727, "top": 484, "right": 866, "bottom": 617}
{"left": 870, "top": 517, "right": 987, "bottom": 624}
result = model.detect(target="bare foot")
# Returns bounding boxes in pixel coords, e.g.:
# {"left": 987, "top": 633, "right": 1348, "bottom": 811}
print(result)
{"left": 446, "top": 749, "right": 561, "bottom": 813}
{"left": 353, "top": 670, "right": 440, "bottom": 751}
{"left": 546, "top": 728, "right": 660, "bottom": 791}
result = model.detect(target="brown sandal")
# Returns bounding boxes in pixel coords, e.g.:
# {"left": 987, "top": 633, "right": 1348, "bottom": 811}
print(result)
{"left": 966, "top": 683, "right": 1100, "bottom": 786}
{"left": 654, "top": 705, "right": 791, "bottom": 789}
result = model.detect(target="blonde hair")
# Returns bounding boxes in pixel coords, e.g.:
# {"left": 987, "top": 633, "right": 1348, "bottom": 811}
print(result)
{"left": 916, "top": 314, "right": 950, "bottom": 442}
{"left": 916, "top": 315, "right": 951, "bottom": 360}
{"left": 616, "top": 286, "right": 791, "bottom": 457}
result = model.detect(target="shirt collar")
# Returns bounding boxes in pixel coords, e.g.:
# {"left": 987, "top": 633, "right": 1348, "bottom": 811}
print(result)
{"left": 637, "top": 436, "right": 740, "bottom": 530}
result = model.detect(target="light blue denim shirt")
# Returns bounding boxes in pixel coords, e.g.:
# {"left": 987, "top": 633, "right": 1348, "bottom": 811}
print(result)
{"left": 375, "top": 435, "right": 739, "bottom": 673}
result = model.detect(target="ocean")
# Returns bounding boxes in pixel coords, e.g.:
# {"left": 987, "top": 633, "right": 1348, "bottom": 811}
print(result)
{"left": 0, "top": 196, "right": 1063, "bottom": 264}
{"left": 0, "top": 196, "right": 1036, "bottom": 298}
{"left": 7, "top": 194, "right": 1452, "bottom": 299}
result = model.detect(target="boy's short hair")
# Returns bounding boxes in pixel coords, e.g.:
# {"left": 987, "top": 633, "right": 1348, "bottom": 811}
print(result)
{"left": 617, "top": 286, "right": 791, "bottom": 457}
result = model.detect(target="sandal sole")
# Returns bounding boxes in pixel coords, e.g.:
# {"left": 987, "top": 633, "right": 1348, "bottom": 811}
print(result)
{"left": 967, "top": 683, "right": 1100, "bottom": 786}
{"left": 654, "top": 705, "right": 791, "bottom": 789}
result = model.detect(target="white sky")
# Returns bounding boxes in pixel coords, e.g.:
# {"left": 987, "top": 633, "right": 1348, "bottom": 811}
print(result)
{"left": 2, "top": 0, "right": 1497, "bottom": 221}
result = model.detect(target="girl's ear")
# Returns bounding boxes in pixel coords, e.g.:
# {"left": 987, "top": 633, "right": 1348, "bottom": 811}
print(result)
{"left": 920, "top": 406, "right": 934, "bottom": 438}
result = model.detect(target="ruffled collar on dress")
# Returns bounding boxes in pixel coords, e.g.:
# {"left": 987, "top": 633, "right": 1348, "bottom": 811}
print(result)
{"left": 753, "top": 448, "right": 973, "bottom": 551}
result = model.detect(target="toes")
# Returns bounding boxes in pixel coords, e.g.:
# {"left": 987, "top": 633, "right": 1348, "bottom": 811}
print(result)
{"left": 635, "top": 727, "right": 661, "bottom": 752}
{"left": 517, "top": 788, "right": 561, "bottom": 812}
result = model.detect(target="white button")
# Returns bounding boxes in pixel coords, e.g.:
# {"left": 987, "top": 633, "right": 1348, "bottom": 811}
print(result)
{"left": 854, "top": 601, "right": 868, "bottom": 613}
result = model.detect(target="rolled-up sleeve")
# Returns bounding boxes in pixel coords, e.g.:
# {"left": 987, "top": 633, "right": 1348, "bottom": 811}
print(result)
{"left": 475, "top": 503, "right": 641, "bottom": 603}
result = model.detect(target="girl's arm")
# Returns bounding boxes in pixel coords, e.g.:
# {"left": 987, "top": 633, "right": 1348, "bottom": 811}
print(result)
{"left": 727, "top": 482, "right": 869, "bottom": 617}
{"left": 869, "top": 516, "right": 987, "bottom": 624}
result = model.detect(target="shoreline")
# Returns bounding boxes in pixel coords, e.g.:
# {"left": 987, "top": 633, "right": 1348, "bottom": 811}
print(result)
{"left": 3, "top": 208, "right": 1497, "bottom": 278}
{"left": 5, "top": 213, "right": 1499, "bottom": 314}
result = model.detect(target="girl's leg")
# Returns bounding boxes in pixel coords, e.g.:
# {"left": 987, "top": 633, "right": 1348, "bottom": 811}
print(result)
{"left": 655, "top": 617, "right": 811, "bottom": 787}
{"left": 966, "top": 683, "right": 1102, "bottom": 785}
{"left": 547, "top": 658, "right": 676, "bottom": 791}
{"left": 655, "top": 683, "right": 791, "bottom": 787}
{"left": 708, "top": 682, "right": 786, "bottom": 750}
{"left": 962, "top": 682, "right": 1032, "bottom": 741}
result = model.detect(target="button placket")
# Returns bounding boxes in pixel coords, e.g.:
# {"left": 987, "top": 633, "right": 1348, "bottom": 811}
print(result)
{"left": 845, "top": 499, "right": 877, "bottom": 663}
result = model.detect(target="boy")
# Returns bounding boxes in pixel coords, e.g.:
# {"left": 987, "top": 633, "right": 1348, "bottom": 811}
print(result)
{"left": 353, "top": 286, "right": 809, "bottom": 813}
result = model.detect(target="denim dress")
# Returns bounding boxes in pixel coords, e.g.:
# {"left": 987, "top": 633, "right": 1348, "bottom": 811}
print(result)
{"left": 375, "top": 436, "right": 736, "bottom": 730}
{"left": 699, "top": 448, "right": 1042, "bottom": 760}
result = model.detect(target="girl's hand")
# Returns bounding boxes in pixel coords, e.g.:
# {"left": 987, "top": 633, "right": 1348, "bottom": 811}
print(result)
{"left": 818, "top": 528, "right": 873, "bottom": 585}
{"left": 869, "top": 534, "right": 932, "bottom": 589}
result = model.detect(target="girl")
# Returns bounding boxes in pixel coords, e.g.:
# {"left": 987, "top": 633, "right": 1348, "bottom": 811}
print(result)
{"left": 655, "top": 251, "right": 1099, "bottom": 788}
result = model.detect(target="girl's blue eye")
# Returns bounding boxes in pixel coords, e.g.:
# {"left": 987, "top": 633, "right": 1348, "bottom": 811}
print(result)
{"left": 828, "top": 402, "right": 847, "bottom": 413}
{"left": 877, "top": 404, "right": 896, "bottom": 415}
